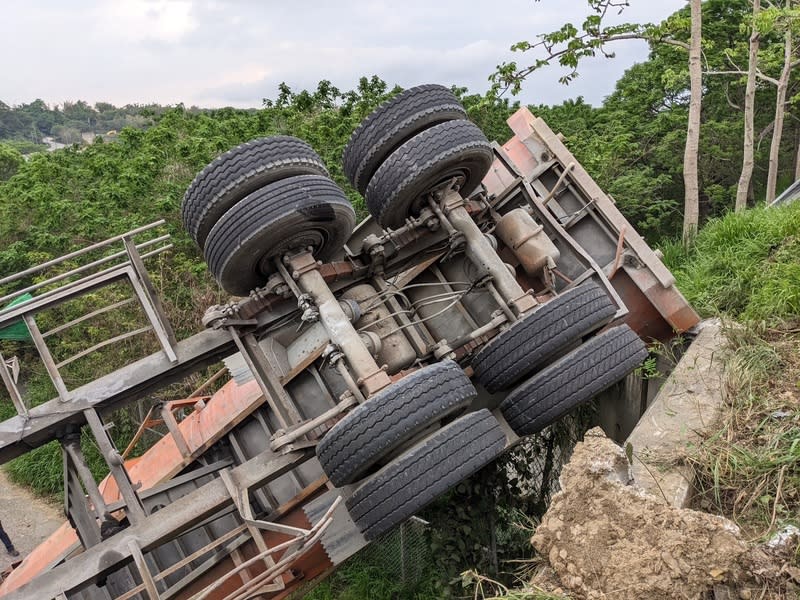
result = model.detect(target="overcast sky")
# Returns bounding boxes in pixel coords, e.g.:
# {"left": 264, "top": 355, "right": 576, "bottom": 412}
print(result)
{"left": 1, "top": 1, "right": 685, "bottom": 109}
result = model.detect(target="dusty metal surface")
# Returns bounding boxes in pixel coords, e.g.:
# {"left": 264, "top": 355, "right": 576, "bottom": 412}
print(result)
{"left": 495, "top": 108, "right": 699, "bottom": 337}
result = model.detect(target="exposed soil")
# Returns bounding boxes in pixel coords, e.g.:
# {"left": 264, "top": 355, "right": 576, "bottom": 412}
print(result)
{"left": 531, "top": 428, "right": 796, "bottom": 599}
{"left": 0, "top": 468, "right": 62, "bottom": 577}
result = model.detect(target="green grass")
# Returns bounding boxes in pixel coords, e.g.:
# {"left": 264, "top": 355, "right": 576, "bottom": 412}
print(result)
{"left": 303, "top": 562, "right": 441, "bottom": 600}
{"left": 685, "top": 322, "right": 800, "bottom": 540}
{"left": 660, "top": 202, "right": 800, "bottom": 322}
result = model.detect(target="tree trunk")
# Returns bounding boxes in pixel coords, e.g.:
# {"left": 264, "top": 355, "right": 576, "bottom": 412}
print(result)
{"left": 794, "top": 128, "right": 800, "bottom": 181}
{"left": 766, "top": 2, "right": 793, "bottom": 204}
{"left": 736, "top": 0, "right": 760, "bottom": 212}
{"left": 683, "top": 0, "right": 702, "bottom": 243}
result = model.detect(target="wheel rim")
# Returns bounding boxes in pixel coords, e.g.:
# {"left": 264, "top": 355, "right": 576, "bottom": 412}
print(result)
{"left": 407, "top": 169, "right": 469, "bottom": 216}
{"left": 255, "top": 228, "right": 329, "bottom": 275}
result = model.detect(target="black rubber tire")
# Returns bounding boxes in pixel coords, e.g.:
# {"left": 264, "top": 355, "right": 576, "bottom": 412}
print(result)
{"left": 343, "top": 85, "right": 467, "bottom": 195}
{"left": 500, "top": 325, "right": 648, "bottom": 437}
{"left": 346, "top": 409, "right": 506, "bottom": 540}
{"left": 365, "top": 120, "right": 493, "bottom": 229}
{"left": 317, "top": 360, "right": 476, "bottom": 487}
{"left": 204, "top": 174, "right": 355, "bottom": 296}
{"left": 182, "top": 136, "right": 328, "bottom": 249}
{"left": 472, "top": 282, "right": 616, "bottom": 393}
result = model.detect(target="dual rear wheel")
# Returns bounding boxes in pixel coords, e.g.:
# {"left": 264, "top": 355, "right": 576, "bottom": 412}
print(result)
{"left": 181, "top": 136, "right": 355, "bottom": 296}
{"left": 319, "top": 320, "right": 646, "bottom": 540}
{"left": 183, "top": 85, "right": 493, "bottom": 295}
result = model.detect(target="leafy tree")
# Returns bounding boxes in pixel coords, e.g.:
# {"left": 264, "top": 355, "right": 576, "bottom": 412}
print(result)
{"left": 61, "top": 100, "right": 97, "bottom": 130}
{"left": 0, "top": 144, "right": 23, "bottom": 181}
{"left": 0, "top": 101, "right": 36, "bottom": 140}
{"left": 17, "top": 99, "right": 59, "bottom": 137}
{"left": 491, "top": 0, "right": 706, "bottom": 242}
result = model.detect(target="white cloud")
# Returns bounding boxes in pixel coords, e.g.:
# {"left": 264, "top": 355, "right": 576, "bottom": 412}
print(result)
{"left": 0, "top": 0, "right": 686, "bottom": 108}
{"left": 94, "top": 0, "right": 197, "bottom": 44}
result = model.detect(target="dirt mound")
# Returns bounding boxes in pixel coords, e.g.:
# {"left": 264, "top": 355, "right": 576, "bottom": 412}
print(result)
{"left": 531, "top": 428, "right": 788, "bottom": 599}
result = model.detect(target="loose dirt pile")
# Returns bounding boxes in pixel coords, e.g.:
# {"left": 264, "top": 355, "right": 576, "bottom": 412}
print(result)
{"left": 531, "top": 428, "right": 795, "bottom": 599}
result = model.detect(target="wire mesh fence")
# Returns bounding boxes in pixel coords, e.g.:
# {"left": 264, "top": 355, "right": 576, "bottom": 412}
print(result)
{"left": 348, "top": 516, "right": 432, "bottom": 585}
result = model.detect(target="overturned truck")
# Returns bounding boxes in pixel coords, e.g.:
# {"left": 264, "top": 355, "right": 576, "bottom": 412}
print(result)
{"left": 0, "top": 85, "right": 698, "bottom": 599}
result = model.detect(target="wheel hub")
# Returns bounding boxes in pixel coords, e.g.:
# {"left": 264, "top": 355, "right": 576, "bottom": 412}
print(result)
{"left": 257, "top": 230, "right": 327, "bottom": 275}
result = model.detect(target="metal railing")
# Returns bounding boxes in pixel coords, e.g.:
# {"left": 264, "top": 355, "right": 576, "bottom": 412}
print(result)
{"left": 0, "top": 220, "right": 176, "bottom": 411}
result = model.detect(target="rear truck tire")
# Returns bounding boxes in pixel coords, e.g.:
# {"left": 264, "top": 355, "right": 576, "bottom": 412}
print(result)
{"left": 472, "top": 281, "right": 616, "bottom": 393}
{"left": 181, "top": 136, "right": 328, "bottom": 250}
{"left": 500, "top": 324, "right": 648, "bottom": 437}
{"left": 204, "top": 174, "right": 355, "bottom": 296}
{"left": 346, "top": 409, "right": 506, "bottom": 540}
{"left": 364, "top": 120, "right": 493, "bottom": 229}
{"left": 342, "top": 84, "right": 468, "bottom": 195}
{"left": 317, "top": 360, "right": 476, "bottom": 487}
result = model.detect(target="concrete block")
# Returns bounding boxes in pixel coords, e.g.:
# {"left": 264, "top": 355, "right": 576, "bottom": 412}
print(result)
{"left": 626, "top": 319, "right": 726, "bottom": 507}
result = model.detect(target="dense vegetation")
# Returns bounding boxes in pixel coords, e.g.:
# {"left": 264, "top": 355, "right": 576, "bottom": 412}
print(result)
{"left": 0, "top": 99, "right": 173, "bottom": 147}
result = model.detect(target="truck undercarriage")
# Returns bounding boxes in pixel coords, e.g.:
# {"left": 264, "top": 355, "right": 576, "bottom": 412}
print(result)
{"left": 0, "top": 86, "right": 698, "bottom": 600}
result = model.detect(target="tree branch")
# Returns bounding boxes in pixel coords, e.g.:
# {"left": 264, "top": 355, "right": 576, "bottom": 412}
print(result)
{"left": 724, "top": 84, "right": 743, "bottom": 111}
{"left": 705, "top": 70, "right": 748, "bottom": 76}
{"left": 658, "top": 38, "right": 691, "bottom": 51}
{"left": 756, "top": 69, "right": 781, "bottom": 86}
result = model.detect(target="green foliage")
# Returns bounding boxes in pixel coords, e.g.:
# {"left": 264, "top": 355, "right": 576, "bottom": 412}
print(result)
{"left": 0, "top": 98, "right": 177, "bottom": 147}
{"left": 662, "top": 202, "right": 800, "bottom": 322}
{"left": 422, "top": 413, "right": 591, "bottom": 594}
{"left": 304, "top": 563, "right": 440, "bottom": 600}
{"left": 3, "top": 139, "right": 47, "bottom": 155}
{"left": 0, "top": 143, "right": 23, "bottom": 181}
{"left": 491, "top": 0, "right": 663, "bottom": 94}
{"left": 5, "top": 442, "right": 63, "bottom": 496}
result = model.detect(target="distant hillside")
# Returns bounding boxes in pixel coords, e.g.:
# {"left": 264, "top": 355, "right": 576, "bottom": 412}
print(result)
{"left": 0, "top": 99, "right": 214, "bottom": 151}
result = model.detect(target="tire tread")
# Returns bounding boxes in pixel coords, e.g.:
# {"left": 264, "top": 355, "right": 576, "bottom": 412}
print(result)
{"left": 343, "top": 85, "right": 466, "bottom": 194}
{"left": 317, "top": 361, "right": 476, "bottom": 487}
{"left": 365, "top": 120, "right": 493, "bottom": 228}
{"left": 204, "top": 174, "right": 354, "bottom": 295}
{"left": 182, "top": 136, "right": 328, "bottom": 248}
{"left": 473, "top": 282, "right": 616, "bottom": 392}
{"left": 500, "top": 325, "right": 648, "bottom": 436}
{"left": 346, "top": 410, "right": 506, "bottom": 540}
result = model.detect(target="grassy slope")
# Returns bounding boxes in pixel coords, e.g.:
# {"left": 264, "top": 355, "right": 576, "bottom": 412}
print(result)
{"left": 659, "top": 203, "right": 800, "bottom": 542}
{"left": 661, "top": 202, "right": 800, "bottom": 323}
